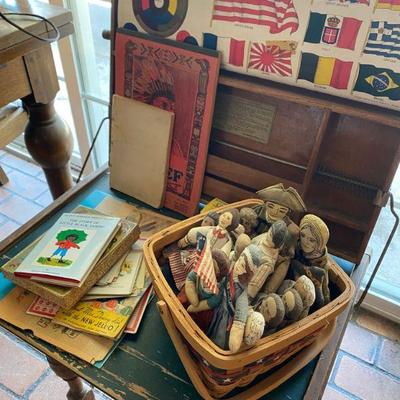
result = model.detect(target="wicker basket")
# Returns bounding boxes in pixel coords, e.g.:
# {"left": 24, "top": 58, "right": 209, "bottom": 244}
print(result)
{"left": 143, "top": 200, "right": 355, "bottom": 399}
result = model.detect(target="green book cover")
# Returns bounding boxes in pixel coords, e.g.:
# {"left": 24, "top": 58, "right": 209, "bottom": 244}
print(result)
{"left": 14, "top": 213, "right": 120, "bottom": 287}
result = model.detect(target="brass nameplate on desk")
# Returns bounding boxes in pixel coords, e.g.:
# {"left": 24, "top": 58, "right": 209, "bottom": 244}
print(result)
{"left": 213, "top": 92, "right": 276, "bottom": 143}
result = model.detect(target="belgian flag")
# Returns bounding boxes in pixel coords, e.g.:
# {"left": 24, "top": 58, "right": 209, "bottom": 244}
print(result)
{"left": 353, "top": 64, "right": 400, "bottom": 100}
{"left": 297, "top": 53, "right": 353, "bottom": 90}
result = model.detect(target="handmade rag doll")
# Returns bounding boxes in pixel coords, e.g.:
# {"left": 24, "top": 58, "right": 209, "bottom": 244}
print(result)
{"left": 178, "top": 209, "right": 240, "bottom": 256}
{"left": 207, "top": 244, "right": 263, "bottom": 353}
{"left": 291, "top": 214, "right": 330, "bottom": 309}
{"left": 247, "top": 220, "right": 288, "bottom": 300}
{"left": 254, "top": 183, "right": 306, "bottom": 236}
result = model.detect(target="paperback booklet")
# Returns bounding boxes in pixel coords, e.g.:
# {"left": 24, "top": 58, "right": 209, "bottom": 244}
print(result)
{"left": 14, "top": 213, "right": 121, "bottom": 287}
{"left": 84, "top": 240, "right": 144, "bottom": 300}
{"left": 53, "top": 294, "right": 145, "bottom": 339}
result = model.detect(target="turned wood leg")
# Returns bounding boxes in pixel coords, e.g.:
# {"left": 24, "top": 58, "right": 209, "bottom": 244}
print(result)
{"left": 0, "top": 166, "right": 9, "bottom": 185}
{"left": 23, "top": 96, "right": 74, "bottom": 199}
{"left": 47, "top": 356, "right": 96, "bottom": 400}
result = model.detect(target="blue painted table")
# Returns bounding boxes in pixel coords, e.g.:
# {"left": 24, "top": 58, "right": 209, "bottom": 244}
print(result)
{"left": 0, "top": 168, "right": 368, "bottom": 400}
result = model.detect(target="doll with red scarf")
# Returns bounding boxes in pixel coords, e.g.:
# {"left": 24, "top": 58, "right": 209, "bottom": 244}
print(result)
{"left": 178, "top": 209, "right": 240, "bottom": 256}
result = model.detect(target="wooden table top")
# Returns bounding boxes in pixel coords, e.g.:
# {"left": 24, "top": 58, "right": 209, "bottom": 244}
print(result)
{"left": 0, "top": 168, "right": 368, "bottom": 400}
{"left": 0, "top": 0, "right": 73, "bottom": 63}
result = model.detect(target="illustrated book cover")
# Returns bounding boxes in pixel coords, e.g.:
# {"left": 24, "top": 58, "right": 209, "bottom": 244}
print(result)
{"left": 14, "top": 213, "right": 121, "bottom": 287}
{"left": 114, "top": 29, "right": 220, "bottom": 216}
{"left": 53, "top": 293, "right": 146, "bottom": 340}
{"left": 1, "top": 208, "right": 139, "bottom": 309}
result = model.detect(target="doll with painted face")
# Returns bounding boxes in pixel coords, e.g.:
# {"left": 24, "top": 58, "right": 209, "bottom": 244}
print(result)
{"left": 178, "top": 209, "right": 240, "bottom": 257}
{"left": 247, "top": 220, "right": 288, "bottom": 300}
{"left": 201, "top": 211, "right": 220, "bottom": 227}
{"left": 255, "top": 184, "right": 306, "bottom": 236}
{"left": 207, "top": 244, "right": 263, "bottom": 353}
{"left": 291, "top": 214, "right": 330, "bottom": 309}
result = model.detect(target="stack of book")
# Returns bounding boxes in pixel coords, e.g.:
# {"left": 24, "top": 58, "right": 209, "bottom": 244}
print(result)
{"left": 26, "top": 239, "right": 153, "bottom": 339}
{"left": 0, "top": 192, "right": 176, "bottom": 365}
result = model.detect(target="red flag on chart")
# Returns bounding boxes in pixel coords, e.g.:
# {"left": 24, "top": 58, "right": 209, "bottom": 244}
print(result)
{"left": 337, "top": 18, "right": 362, "bottom": 50}
{"left": 229, "top": 39, "right": 245, "bottom": 67}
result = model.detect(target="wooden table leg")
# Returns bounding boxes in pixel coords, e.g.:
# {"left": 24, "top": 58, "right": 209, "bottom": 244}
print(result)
{"left": 23, "top": 96, "right": 74, "bottom": 199}
{"left": 46, "top": 356, "right": 96, "bottom": 400}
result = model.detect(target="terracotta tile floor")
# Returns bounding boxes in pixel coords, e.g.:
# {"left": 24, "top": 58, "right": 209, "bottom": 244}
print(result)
{"left": 1, "top": 150, "right": 400, "bottom": 400}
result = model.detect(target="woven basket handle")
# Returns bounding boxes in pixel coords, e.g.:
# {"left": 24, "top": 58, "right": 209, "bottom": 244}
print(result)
{"left": 157, "top": 300, "right": 336, "bottom": 400}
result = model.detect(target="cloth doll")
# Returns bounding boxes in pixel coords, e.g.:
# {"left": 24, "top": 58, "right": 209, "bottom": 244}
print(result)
{"left": 207, "top": 244, "right": 262, "bottom": 353}
{"left": 291, "top": 214, "right": 330, "bottom": 309}
{"left": 178, "top": 209, "right": 240, "bottom": 256}
{"left": 201, "top": 211, "right": 220, "bottom": 227}
{"left": 186, "top": 249, "right": 230, "bottom": 313}
{"left": 254, "top": 183, "right": 306, "bottom": 236}
{"left": 255, "top": 293, "right": 285, "bottom": 330}
{"left": 257, "top": 229, "right": 298, "bottom": 295}
{"left": 239, "top": 207, "right": 258, "bottom": 237}
{"left": 247, "top": 220, "right": 288, "bottom": 300}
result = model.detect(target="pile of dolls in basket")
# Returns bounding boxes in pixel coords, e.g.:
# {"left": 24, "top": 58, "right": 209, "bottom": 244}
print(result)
{"left": 161, "top": 184, "right": 332, "bottom": 354}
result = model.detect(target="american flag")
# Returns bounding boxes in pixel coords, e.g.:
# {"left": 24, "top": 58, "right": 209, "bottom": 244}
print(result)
{"left": 248, "top": 43, "right": 293, "bottom": 76}
{"left": 194, "top": 235, "right": 219, "bottom": 294}
{"left": 212, "top": 0, "right": 299, "bottom": 34}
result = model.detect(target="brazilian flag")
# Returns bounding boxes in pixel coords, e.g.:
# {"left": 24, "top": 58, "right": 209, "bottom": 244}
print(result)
{"left": 354, "top": 64, "right": 400, "bottom": 100}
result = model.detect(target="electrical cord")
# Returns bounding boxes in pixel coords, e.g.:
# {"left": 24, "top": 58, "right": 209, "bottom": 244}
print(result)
{"left": 355, "top": 192, "right": 399, "bottom": 307}
{"left": 0, "top": 11, "right": 60, "bottom": 43}
{"left": 76, "top": 116, "right": 110, "bottom": 184}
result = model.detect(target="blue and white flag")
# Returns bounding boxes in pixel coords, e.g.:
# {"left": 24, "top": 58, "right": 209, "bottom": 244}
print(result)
{"left": 363, "top": 21, "right": 400, "bottom": 60}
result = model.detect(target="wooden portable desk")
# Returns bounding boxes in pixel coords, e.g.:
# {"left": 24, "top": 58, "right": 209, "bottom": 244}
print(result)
{"left": 0, "top": 168, "right": 369, "bottom": 400}
{"left": 0, "top": 0, "right": 74, "bottom": 198}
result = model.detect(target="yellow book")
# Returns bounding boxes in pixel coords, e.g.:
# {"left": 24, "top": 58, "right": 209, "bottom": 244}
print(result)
{"left": 53, "top": 295, "right": 142, "bottom": 339}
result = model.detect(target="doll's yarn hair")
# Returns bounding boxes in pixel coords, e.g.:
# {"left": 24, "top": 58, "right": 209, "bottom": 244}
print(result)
{"left": 212, "top": 249, "right": 230, "bottom": 279}
{"left": 270, "top": 220, "right": 289, "bottom": 249}
{"left": 239, "top": 207, "right": 258, "bottom": 227}
{"left": 204, "top": 211, "right": 220, "bottom": 226}
{"left": 223, "top": 208, "right": 240, "bottom": 232}
{"left": 300, "top": 214, "right": 329, "bottom": 252}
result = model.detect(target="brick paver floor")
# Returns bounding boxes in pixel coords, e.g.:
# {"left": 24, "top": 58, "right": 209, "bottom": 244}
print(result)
{"left": 1, "top": 149, "right": 399, "bottom": 399}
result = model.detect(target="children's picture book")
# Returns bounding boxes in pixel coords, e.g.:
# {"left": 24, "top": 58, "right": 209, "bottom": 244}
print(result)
{"left": 53, "top": 294, "right": 145, "bottom": 340}
{"left": 14, "top": 213, "right": 121, "bottom": 287}
{"left": 84, "top": 241, "right": 144, "bottom": 299}
{"left": 124, "top": 285, "right": 153, "bottom": 335}
{"left": 26, "top": 296, "right": 60, "bottom": 318}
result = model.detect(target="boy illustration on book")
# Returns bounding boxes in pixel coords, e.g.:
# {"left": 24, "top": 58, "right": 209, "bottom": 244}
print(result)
{"left": 37, "top": 229, "right": 87, "bottom": 266}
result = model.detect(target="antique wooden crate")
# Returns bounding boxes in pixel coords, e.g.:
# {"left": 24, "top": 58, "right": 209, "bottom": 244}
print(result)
{"left": 143, "top": 199, "right": 355, "bottom": 399}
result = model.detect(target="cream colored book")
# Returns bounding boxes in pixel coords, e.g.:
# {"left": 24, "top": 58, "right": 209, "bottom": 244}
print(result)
{"left": 110, "top": 95, "right": 174, "bottom": 208}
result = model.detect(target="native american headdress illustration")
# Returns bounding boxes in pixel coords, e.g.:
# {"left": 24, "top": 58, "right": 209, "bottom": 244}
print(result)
{"left": 133, "top": 58, "right": 176, "bottom": 112}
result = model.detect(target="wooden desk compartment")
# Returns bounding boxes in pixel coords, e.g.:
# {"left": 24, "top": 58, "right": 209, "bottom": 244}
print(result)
{"left": 203, "top": 72, "right": 400, "bottom": 264}
{"left": 143, "top": 200, "right": 355, "bottom": 399}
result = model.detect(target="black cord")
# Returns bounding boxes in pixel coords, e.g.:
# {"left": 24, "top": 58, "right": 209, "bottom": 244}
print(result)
{"left": 0, "top": 11, "right": 60, "bottom": 43}
{"left": 76, "top": 116, "right": 110, "bottom": 184}
{"left": 356, "top": 192, "right": 399, "bottom": 307}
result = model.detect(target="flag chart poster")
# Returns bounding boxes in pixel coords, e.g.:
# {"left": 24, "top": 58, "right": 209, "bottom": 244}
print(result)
{"left": 118, "top": 1, "right": 400, "bottom": 110}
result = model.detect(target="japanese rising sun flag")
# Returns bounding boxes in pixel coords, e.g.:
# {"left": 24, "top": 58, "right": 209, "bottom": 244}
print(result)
{"left": 248, "top": 42, "right": 293, "bottom": 76}
{"left": 212, "top": 0, "right": 299, "bottom": 34}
